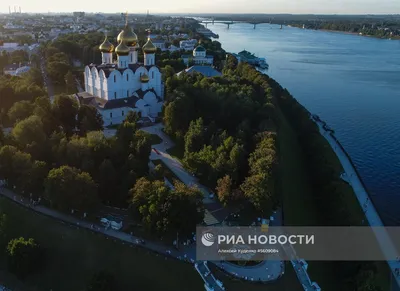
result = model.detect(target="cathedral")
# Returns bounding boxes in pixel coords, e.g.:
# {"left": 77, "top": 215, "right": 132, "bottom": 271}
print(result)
{"left": 80, "top": 22, "right": 163, "bottom": 126}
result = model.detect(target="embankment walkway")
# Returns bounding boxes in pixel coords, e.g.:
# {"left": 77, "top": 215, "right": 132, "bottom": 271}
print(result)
{"left": 314, "top": 117, "right": 400, "bottom": 289}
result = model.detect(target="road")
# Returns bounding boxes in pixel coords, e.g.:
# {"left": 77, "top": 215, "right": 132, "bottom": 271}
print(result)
{"left": 315, "top": 118, "right": 400, "bottom": 290}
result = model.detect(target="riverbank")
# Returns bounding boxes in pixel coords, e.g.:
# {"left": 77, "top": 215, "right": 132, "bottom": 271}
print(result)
{"left": 313, "top": 116, "right": 399, "bottom": 288}
{"left": 299, "top": 26, "right": 400, "bottom": 40}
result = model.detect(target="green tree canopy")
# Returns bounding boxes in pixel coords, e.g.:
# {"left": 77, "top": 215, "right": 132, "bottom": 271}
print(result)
{"left": 7, "top": 100, "right": 35, "bottom": 124}
{"left": 12, "top": 115, "right": 46, "bottom": 148}
{"left": 52, "top": 94, "right": 78, "bottom": 136}
{"left": 130, "top": 178, "right": 204, "bottom": 236}
{"left": 44, "top": 166, "right": 98, "bottom": 212}
{"left": 7, "top": 237, "right": 44, "bottom": 279}
{"left": 77, "top": 105, "right": 103, "bottom": 135}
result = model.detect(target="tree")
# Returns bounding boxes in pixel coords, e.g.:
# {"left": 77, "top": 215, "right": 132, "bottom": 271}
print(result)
{"left": 65, "top": 70, "right": 76, "bottom": 94}
{"left": 12, "top": 115, "right": 46, "bottom": 148}
{"left": 7, "top": 237, "right": 44, "bottom": 279}
{"left": 52, "top": 94, "right": 79, "bottom": 136}
{"left": 130, "top": 177, "right": 170, "bottom": 233}
{"left": 7, "top": 100, "right": 34, "bottom": 124}
{"left": 168, "top": 181, "right": 204, "bottom": 236}
{"left": 24, "top": 160, "right": 48, "bottom": 198}
{"left": 240, "top": 173, "right": 274, "bottom": 215}
{"left": 124, "top": 111, "right": 140, "bottom": 124}
{"left": 162, "top": 65, "right": 175, "bottom": 80}
{"left": 77, "top": 105, "right": 103, "bottom": 135}
{"left": 0, "top": 213, "right": 8, "bottom": 242}
{"left": 216, "top": 175, "right": 232, "bottom": 206}
{"left": 86, "top": 271, "right": 118, "bottom": 291}
{"left": 44, "top": 166, "right": 98, "bottom": 212}
{"left": 25, "top": 67, "right": 43, "bottom": 87}
{"left": 130, "top": 178, "right": 203, "bottom": 236}
{"left": 184, "top": 118, "right": 204, "bottom": 154}
{"left": 0, "top": 145, "right": 18, "bottom": 181}
{"left": 33, "top": 96, "right": 56, "bottom": 135}
{"left": 97, "top": 159, "right": 118, "bottom": 204}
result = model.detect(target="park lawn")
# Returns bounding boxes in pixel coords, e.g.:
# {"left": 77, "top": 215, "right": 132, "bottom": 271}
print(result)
{"left": 152, "top": 159, "right": 182, "bottom": 184}
{"left": 0, "top": 197, "right": 204, "bottom": 291}
{"left": 276, "top": 106, "right": 340, "bottom": 291}
{"left": 209, "top": 262, "right": 303, "bottom": 291}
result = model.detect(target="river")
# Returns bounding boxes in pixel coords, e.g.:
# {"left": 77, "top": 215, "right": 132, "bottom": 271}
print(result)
{"left": 209, "top": 23, "right": 400, "bottom": 226}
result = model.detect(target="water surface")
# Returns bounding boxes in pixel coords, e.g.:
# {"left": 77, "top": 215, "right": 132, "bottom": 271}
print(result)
{"left": 210, "top": 23, "right": 400, "bottom": 225}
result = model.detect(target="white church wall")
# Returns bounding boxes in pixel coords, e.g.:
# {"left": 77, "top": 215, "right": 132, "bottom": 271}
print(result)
{"left": 101, "top": 107, "right": 141, "bottom": 126}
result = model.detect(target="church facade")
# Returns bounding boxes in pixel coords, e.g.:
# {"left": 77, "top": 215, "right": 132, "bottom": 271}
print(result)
{"left": 181, "top": 45, "right": 214, "bottom": 66}
{"left": 81, "top": 22, "right": 163, "bottom": 126}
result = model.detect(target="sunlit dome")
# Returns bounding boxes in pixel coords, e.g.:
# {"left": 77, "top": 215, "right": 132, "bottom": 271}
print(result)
{"left": 115, "top": 41, "right": 130, "bottom": 56}
{"left": 99, "top": 35, "right": 114, "bottom": 53}
{"left": 143, "top": 37, "right": 157, "bottom": 54}
{"left": 117, "top": 24, "right": 138, "bottom": 47}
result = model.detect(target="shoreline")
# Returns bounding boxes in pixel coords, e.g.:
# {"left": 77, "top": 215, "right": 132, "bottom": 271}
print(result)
{"left": 312, "top": 28, "right": 399, "bottom": 40}
{"left": 311, "top": 116, "right": 400, "bottom": 288}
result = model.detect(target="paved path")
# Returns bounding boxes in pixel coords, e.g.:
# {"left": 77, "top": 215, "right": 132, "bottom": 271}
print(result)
{"left": 141, "top": 123, "right": 215, "bottom": 204}
{"left": 141, "top": 124, "right": 288, "bottom": 283}
{"left": 315, "top": 118, "right": 400, "bottom": 289}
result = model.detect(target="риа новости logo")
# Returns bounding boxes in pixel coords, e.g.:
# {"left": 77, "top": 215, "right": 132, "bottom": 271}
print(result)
{"left": 201, "top": 232, "right": 215, "bottom": 246}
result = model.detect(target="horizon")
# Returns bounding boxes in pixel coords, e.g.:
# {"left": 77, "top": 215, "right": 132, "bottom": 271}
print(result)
{"left": 1, "top": 0, "right": 400, "bottom": 15}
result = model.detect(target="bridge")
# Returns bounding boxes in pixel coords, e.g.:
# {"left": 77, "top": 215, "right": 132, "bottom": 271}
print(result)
{"left": 200, "top": 19, "right": 271, "bottom": 29}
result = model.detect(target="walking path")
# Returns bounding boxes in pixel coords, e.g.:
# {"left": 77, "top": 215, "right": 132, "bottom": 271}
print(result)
{"left": 314, "top": 118, "right": 400, "bottom": 289}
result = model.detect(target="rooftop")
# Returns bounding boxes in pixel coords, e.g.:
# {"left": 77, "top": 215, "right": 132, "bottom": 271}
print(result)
{"left": 177, "top": 65, "right": 221, "bottom": 78}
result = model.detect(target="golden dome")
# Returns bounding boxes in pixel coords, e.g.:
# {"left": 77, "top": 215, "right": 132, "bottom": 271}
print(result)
{"left": 117, "top": 24, "right": 138, "bottom": 47}
{"left": 115, "top": 41, "right": 130, "bottom": 56}
{"left": 143, "top": 37, "right": 157, "bottom": 54}
{"left": 140, "top": 74, "right": 149, "bottom": 83}
{"left": 99, "top": 35, "right": 114, "bottom": 53}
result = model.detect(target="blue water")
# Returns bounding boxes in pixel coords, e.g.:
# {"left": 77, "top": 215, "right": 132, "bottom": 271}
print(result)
{"left": 210, "top": 23, "right": 400, "bottom": 225}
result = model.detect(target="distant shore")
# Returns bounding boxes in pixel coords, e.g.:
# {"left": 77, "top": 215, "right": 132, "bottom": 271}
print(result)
{"left": 293, "top": 26, "right": 400, "bottom": 40}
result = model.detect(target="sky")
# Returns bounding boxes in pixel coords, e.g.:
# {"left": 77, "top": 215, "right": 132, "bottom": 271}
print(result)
{"left": 2, "top": 0, "right": 400, "bottom": 14}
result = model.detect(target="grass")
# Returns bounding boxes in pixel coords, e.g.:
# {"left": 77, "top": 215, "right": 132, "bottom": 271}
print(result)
{"left": 152, "top": 159, "right": 182, "bottom": 184}
{"left": 209, "top": 262, "right": 304, "bottom": 291}
{"left": 0, "top": 197, "right": 204, "bottom": 291}
{"left": 276, "top": 107, "right": 338, "bottom": 290}
{"left": 276, "top": 106, "right": 390, "bottom": 291}
{"left": 166, "top": 143, "right": 184, "bottom": 160}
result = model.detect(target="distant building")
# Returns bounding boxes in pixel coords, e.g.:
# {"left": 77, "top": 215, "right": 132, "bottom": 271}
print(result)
{"left": 3, "top": 63, "right": 30, "bottom": 76}
{"left": 177, "top": 65, "right": 221, "bottom": 78}
{"left": 0, "top": 43, "right": 20, "bottom": 53}
{"left": 167, "top": 45, "right": 179, "bottom": 52}
{"left": 179, "top": 39, "right": 197, "bottom": 51}
{"left": 152, "top": 39, "right": 166, "bottom": 50}
{"left": 181, "top": 45, "right": 213, "bottom": 66}
{"left": 73, "top": 12, "right": 85, "bottom": 18}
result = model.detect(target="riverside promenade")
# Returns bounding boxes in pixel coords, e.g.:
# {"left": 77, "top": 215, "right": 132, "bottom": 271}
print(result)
{"left": 313, "top": 117, "right": 400, "bottom": 289}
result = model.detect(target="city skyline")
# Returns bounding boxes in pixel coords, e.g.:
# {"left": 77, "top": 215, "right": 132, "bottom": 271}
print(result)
{"left": 1, "top": 0, "right": 400, "bottom": 14}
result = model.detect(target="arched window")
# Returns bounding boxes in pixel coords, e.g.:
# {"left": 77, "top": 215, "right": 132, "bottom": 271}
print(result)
{"left": 152, "top": 71, "right": 154, "bottom": 79}
{"left": 114, "top": 92, "right": 117, "bottom": 99}
{"left": 114, "top": 75, "right": 116, "bottom": 82}
{"left": 127, "top": 90, "right": 129, "bottom": 97}
{"left": 126, "top": 74, "right": 129, "bottom": 81}
{"left": 122, "top": 110, "right": 124, "bottom": 116}
{"left": 110, "top": 112, "right": 112, "bottom": 118}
